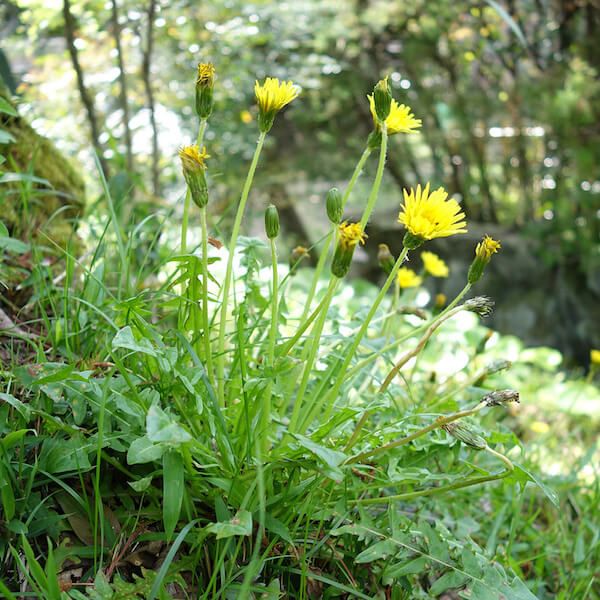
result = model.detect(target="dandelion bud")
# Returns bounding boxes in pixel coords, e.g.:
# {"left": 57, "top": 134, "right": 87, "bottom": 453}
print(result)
{"left": 468, "top": 235, "right": 501, "bottom": 284}
{"left": 591, "top": 349, "right": 600, "bottom": 366}
{"left": 179, "top": 145, "right": 210, "bottom": 208}
{"left": 265, "top": 204, "right": 280, "bottom": 239}
{"left": 443, "top": 422, "right": 487, "bottom": 450}
{"left": 482, "top": 389, "right": 520, "bottom": 407}
{"left": 464, "top": 296, "right": 494, "bottom": 316}
{"left": 289, "top": 246, "right": 309, "bottom": 272}
{"left": 326, "top": 188, "right": 343, "bottom": 224}
{"left": 373, "top": 77, "right": 393, "bottom": 122}
{"left": 195, "top": 62, "right": 215, "bottom": 119}
{"left": 331, "top": 222, "right": 366, "bottom": 278}
{"left": 377, "top": 243, "right": 395, "bottom": 275}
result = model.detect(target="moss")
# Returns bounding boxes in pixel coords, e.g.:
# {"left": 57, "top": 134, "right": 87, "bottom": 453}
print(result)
{"left": 0, "top": 88, "right": 85, "bottom": 248}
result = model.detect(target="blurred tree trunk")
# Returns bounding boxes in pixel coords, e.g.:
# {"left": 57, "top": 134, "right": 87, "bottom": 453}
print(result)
{"left": 110, "top": 0, "right": 134, "bottom": 177}
{"left": 62, "top": 0, "right": 109, "bottom": 179}
{"left": 141, "top": 0, "right": 160, "bottom": 196}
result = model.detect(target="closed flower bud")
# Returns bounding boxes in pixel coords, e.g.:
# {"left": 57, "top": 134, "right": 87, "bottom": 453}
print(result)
{"left": 482, "top": 389, "right": 520, "bottom": 407}
{"left": 377, "top": 243, "right": 395, "bottom": 275}
{"left": 265, "top": 204, "right": 279, "bottom": 239}
{"left": 373, "top": 77, "right": 393, "bottom": 122}
{"left": 326, "top": 187, "right": 343, "bottom": 224}
{"left": 443, "top": 422, "right": 487, "bottom": 450}
{"left": 195, "top": 62, "right": 215, "bottom": 119}
{"left": 331, "top": 222, "right": 366, "bottom": 278}
{"left": 434, "top": 293, "right": 446, "bottom": 309}
{"left": 468, "top": 235, "right": 501, "bottom": 284}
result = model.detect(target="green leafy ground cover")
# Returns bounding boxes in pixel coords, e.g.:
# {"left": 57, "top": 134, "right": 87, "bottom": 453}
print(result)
{"left": 1, "top": 73, "right": 600, "bottom": 600}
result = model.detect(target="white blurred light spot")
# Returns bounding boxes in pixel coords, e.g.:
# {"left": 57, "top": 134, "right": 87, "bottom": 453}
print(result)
{"left": 155, "top": 17, "right": 166, "bottom": 27}
{"left": 400, "top": 79, "right": 411, "bottom": 89}
{"left": 189, "top": 44, "right": 199, "bottom": 53}
{"left": 249, "top": 14, "right": 260, "bottom": 22}
{"left": 543, "top": 157, "right": 553, "bottom": 167}
{"left": 581, "top": 181, "right": 591, "bottom": 191}
{"left": 541, "top": 177, "right": 556, "bottom": 189}
{"left": 543, "top": 210, "right": 554, "bottom": 220}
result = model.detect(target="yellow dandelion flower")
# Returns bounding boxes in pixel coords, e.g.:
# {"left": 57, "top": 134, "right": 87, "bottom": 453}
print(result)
{"left": 255, "top": 77, "right": 299, "bottom": 132}
{"left": 591, "top": 349, "right": 600, "bottom": 365}
{"left": 179, "top": 145, "right": 210, "bottom": 170}
{"left": 399, "top": 183, "right": 467, "bottom": 248}
{"left": 368, "top": 95, "right": 422, "bottom": 135}
{"left": 332, "top": 222, "right": 366, "bottom": 278}
{"left": 179, "top": 145, "right": 210, "bottom": 208}
{"left": 397, "top": 267, "right": 422, "bottom": 289}
{"left": 468, "top": 235, "right": 501, "bottom": 284}
{"left": 196, "top": 62, "right": 215, "bottom": 87}
{"left": 421, "top": 251, "right": 449, "bottom": 277}
{"left": 338, "top": 222, "right": 367, "bottom": 250}
{"left": 475, "top": 235, "right": 501, "bottom": 261}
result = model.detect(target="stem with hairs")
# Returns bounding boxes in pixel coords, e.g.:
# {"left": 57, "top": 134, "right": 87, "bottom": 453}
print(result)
{"left": 216, "top": 132, "right": 266, "bottom": 405}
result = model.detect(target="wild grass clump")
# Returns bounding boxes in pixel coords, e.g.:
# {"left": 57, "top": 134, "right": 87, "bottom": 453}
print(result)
{"left": 0, "top": 63, "right": 566, "bottom": 599}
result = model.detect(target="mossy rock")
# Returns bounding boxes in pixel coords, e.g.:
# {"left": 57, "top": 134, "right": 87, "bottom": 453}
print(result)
{"left": 0, "top": 84, "right": 85, "bottom": 248}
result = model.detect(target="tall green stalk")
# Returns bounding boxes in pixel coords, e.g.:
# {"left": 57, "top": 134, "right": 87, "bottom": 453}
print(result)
{"left": 299, "top": 147, "right": 372, "bottom": 324}
{"left": 360, "top": 124, "right": 387, "bottom": 228}
{"left": 216, "top": 132, "right": 267, "bottom": 405}
{"left": 201, "top": 206, "right": 214, "bottom": 386}
{"left": 260, "top": 238, "right": 279, "bottom": 450}
{"left": 312, "top": 246, "right": 409, "bottom": 428}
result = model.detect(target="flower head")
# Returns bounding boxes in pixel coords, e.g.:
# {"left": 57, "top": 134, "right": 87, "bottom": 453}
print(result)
{"left": 196, "top": 62, "right": 215, "bottom": 87}
{"left": 195, "top": 62, "right": 215, "bottom": 119}
{"left": 255, "top": 77, "right": 299, "bottom": 132}
{"left": 331, "top": 222, "right": 366, "bottom": 278}
{"left": 338, "top": 222, "right": 367, "bottom": 250}
{"left": 399, "top": 183, "right": 467, "bottom": 248}
{"left": 591, "top": 349, "right": 600, "bottom": 366}
{"left": 179, "top": 145, "right": 210, "bottom": 208}
{"left": 468, "top": 235, "right": 501, "bottom": 283}
{"left": 421, "top": 251, "right": 449, "bottom": 277}
{"left": 397, "top": 267, "right": 422, "bottom": 289}
{"left": 368, "top": 95, "right": 421, "bottom": 135}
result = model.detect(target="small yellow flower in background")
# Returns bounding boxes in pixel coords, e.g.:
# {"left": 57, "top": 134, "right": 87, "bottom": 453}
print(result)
{"left": 331, "top": 222, "right": 367, "bottom": 278}
{"left": 398, "top": 183, "right": 467, "bottom": 249}
{"left": 338, "top": 222, "right": 367, "bottom": 250}
{"left": 397, "top": 267, "right": 422, "bottom": 289}
{"left": 434, "top": 293, "right": 446, "bottom": 309}
{"left": 240, "top": 110, "right": 253, "bottom": 124}
{"left": 368, "top": 95, "right": 422, "bottom": 135}
{"left": 421, "top": 251, "right": 449, "bottom": 277}
{"left": 255, "top": 77, "right": 300, "bottom": 132}
{"left": 530, "top": 421, "right": 550, "bottom": 434}
{"left": 591, "top": 349, "right": 600, "bottom": 365}
{"left": 468, "top": 235, "right": 501, "bottom": 284}
{"left": 179, "top": 145, "right": 210, "bottom": 208}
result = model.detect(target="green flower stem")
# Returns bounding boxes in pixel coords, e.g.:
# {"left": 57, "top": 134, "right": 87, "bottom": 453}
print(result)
{"left": 288, "top": 276, "right": 339, "bottom": 434}
{"left": 201, "top": 206, "right": 215, "bottom": 386}
{"left": 260, "top": 238, "right": 279, "bottom": 450}
{"left": 346, "top": 401, "right": 487, "bottom": 465}
{"left": 359, "top": 124, "right": 387, "bottom": 229}
{"left": 216, "top": 131, "right": 267, "bottom": 405}
{"left": 314, "top": 246, "right": 409, "bottom": 429}
{"left": 350, "top": 470, "right": 512, "bottom": 505}
{"left": 299, "top": 146, "right": 371, "bottom": 325}
{"left": 378, "top": 304, "right": 465, "bottom": 394}
{"left": 485, "top": 445, "right": 514, "bottom": 471}
{"left": 277, "top": 283, "right": 338, "bottom": 358}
